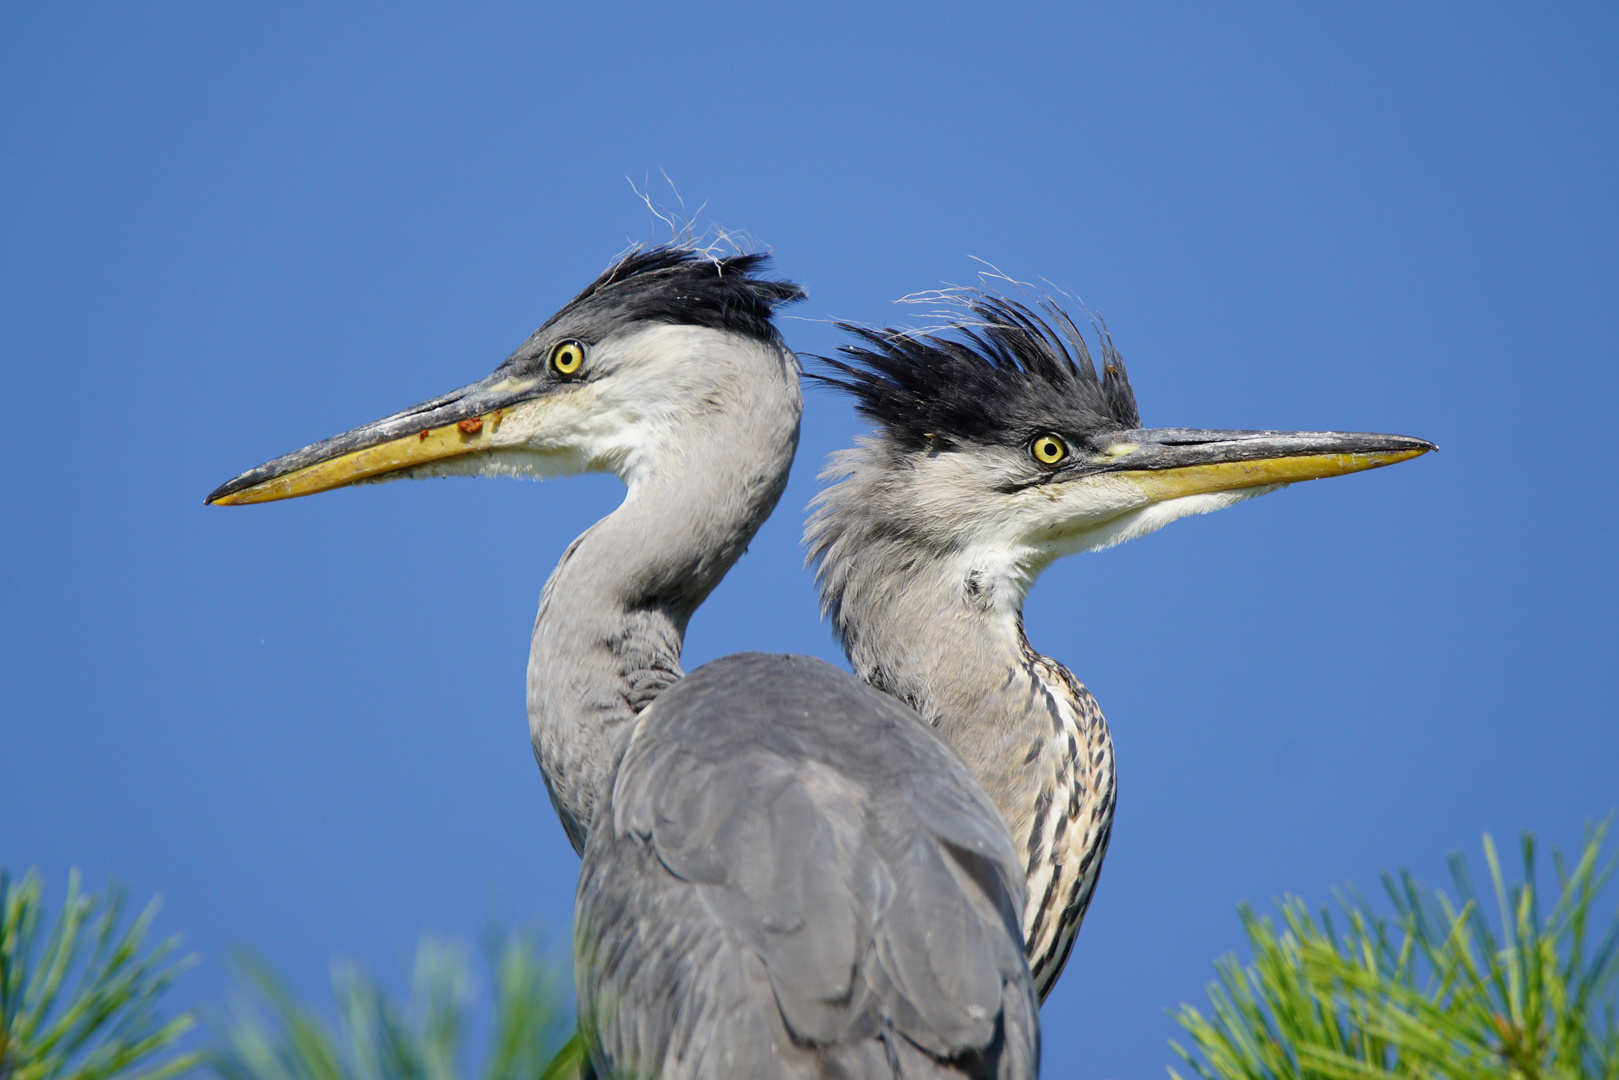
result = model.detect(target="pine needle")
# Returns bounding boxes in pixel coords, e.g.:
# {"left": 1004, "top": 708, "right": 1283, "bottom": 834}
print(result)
{"left": 1171, "top": 819, "right": 1619, "bottom": 1080}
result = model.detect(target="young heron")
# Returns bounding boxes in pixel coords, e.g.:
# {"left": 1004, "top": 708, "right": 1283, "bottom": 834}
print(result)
{"left": 206, "top": 248, "right": 1039, "bottom": 1080}
{"left": 808, "top": 293, "right": 1433, "bottom": 999}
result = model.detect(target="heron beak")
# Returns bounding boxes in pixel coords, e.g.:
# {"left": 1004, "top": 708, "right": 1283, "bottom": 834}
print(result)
{"left": 205, "top": 369, "right": 559, "bottom": 505}
{"left": 1089, "top": 428, "right": 1435, "bottom": 499}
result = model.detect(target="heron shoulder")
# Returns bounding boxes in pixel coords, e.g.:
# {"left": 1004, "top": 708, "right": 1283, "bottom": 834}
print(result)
{"left": 578, "top": 652, "right": 1038, "bottom": 1077}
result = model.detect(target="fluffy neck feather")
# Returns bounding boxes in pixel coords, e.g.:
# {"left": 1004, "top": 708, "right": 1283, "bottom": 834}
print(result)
{"left": 808, "top": 438, "right": 1122, "bottom": 998}
{"left": 808, "top": 440, "right": 1067, "bottom": 822}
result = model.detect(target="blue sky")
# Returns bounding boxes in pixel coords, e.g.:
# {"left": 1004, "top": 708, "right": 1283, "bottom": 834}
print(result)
{"left": 2, "top": 4, "right": 1615, "bottom": 1077}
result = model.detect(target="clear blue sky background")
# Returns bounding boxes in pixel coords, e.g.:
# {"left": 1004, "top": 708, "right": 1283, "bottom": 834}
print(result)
{"left": 3, "top": 4, "right": 1615, "bottom": 1077}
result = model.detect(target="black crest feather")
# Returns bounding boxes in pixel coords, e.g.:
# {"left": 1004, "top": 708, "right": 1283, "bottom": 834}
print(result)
{"left": 542, "top": 245, "right": 805, "bottom": 345}
{"left": 811, "top": 293, "right": 1140, "bottom": 451}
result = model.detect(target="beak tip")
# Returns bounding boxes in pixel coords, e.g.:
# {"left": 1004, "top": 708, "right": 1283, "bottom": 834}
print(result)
{"left": 1403, "top": 438, "right": 1437, "bottom": 459}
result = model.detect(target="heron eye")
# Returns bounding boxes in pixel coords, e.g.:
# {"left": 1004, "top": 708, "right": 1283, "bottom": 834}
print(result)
{"left": 550, "top": 339, "right": 586, "bottom": 376}
{"left": 1030, "top": 434, "right": 1069, "bottom": 466}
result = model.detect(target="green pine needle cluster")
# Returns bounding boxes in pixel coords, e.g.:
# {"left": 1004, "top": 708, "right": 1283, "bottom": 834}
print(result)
{"left": 15, "top": 827, "right": 1616, "bottom": 1080}
{"left": 209, "top": 931, "right": 570, "bottom": 1080}
{"left": 0, "top": 870, "right": 199, "bottom": 1080}
{"left": 1171, "top": 822, "right": 1619, "bottom": 1080}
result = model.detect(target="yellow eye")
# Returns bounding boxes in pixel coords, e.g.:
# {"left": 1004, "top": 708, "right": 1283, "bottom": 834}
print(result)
{"left": 1030, "top": 434, "right": 1069, "bottom": 466}
{"left": 550, "top": 339, "right": 586, "bottom": 376}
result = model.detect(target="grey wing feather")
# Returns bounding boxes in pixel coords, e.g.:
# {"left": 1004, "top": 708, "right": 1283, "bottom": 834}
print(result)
{"left": 576, "top": 653, "right": 1038, "bottom": 1080}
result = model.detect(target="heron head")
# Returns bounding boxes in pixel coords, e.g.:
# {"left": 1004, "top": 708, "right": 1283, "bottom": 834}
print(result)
{"left": 206, "top": 246, "right": 805, "bottom": 506}
{"left": 808, "top": 292, "right": 1433, "bottom": 605}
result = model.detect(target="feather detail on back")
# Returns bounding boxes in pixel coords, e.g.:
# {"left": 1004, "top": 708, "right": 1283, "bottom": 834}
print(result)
{"left": 576, "top": 654, "right": 1039, "bottom": 1080}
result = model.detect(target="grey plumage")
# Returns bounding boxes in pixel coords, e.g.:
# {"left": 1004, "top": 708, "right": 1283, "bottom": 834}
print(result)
{"left": 807, "top": 451, "right": 1117, "bottom": 1001}
{"left": 579, "top": 654, "right": 1036, "bottom": 1080}
{"left": 807, "top": 296, "right": 1126, "bottom": 999}
{"left": 809, "top": 289, "right": 1433, "bottom": 999}
{"left": 523, "top": 311, "right": 805, "bottom": 854}
{"left": 206, "top": 246, "right": 1041, "bottom": 1080}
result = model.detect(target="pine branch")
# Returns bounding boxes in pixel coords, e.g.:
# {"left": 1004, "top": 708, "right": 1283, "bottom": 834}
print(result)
{"left": 209, "top": 930, "right": 569, "bottom": 1080}
{"left": 1171, "top": 818, "right": 1619, "bottom": 1080}
{"left": 0, "top": 870, "right": 199, "bottom": 1080}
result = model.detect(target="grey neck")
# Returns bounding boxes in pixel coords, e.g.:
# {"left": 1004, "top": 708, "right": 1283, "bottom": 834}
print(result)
{"left": 528, "top": 336, "right": 801, "bottom": 854}
{"left": 827, "top": 544, "right": 1062, "bottom": 844}
{"left": 823, "top": 533, "right": 1118, "bottom": 997}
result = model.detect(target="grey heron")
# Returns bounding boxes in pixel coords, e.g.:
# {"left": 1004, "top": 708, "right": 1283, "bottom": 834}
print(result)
{"left": 807, "top": 292, "right": 1433, "bottom": 999}
{"left": 205, "top": 247, "right": 1039, "bottom": 1080}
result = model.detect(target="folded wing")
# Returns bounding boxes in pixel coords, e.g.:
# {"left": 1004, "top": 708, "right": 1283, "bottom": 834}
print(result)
{"left": 576, "top": 654, "right": 1038, "bottom": 1080}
